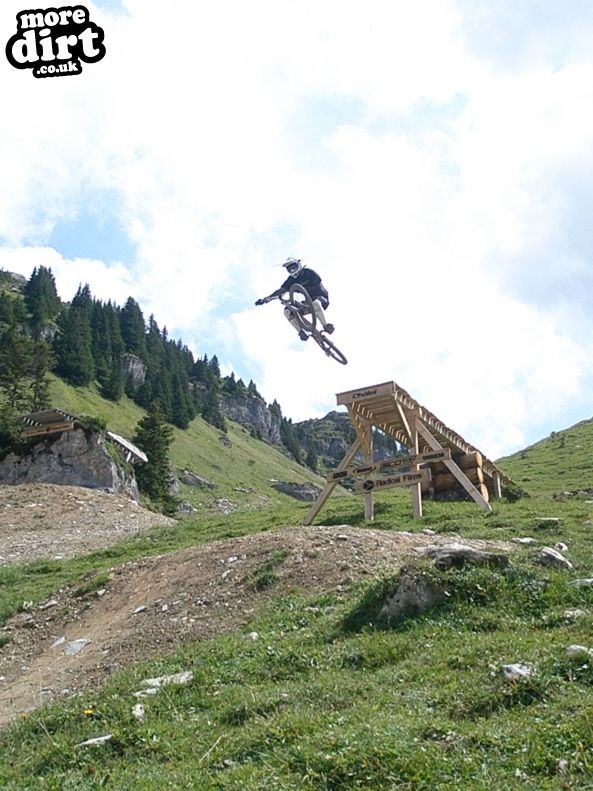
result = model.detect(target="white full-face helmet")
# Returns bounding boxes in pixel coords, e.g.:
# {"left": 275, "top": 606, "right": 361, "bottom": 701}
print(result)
{"left": 282, "top": 257, "right": 303, "bottom": 277}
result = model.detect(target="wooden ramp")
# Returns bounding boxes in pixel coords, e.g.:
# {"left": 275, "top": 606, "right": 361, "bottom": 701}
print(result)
{"left": 303, "top": 381, "right": 513, "bottom": 525}
{"left": 20, "top": 408, "right": 76, "bottom": 438}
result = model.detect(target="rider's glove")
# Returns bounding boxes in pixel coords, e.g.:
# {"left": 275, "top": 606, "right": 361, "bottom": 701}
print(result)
{"left": 255, "top": 298, "right": 265, "bottom": 306}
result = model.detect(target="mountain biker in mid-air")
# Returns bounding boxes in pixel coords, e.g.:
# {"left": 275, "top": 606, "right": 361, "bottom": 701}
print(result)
{"left": 255, "top": 257, "right": 335, "bottom": 341}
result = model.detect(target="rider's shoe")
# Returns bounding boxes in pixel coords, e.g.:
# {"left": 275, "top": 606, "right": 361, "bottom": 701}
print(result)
{"left": 299, "top": 330, "right": 309, "bottom": 341}
{"left": 324, "top": 323, "right": 335, "bottom": 334}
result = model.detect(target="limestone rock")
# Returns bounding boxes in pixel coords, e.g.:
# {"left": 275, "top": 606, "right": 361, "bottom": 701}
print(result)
{"left": 423, "top": 542, "right": 509, "bottom": 570}
{"left": 220, "top": 393, "right": 281, "bottom": 443}
{"left": 0, "top": 429, "right": 139, "bottom": 500}
{"left": 502, "top": 663, "right": 535, "bottom": 682}
{"left": 121, "top": 353, "right": 147, "bottom": 388}
{"left": 269, "top": 480, "right": 321, "bottom": 502}
{"left": 565, "top": 644, "right": 593, "bottom": 659}
{"left": 538, "top": 547, "right": 573, "bottom": 570}
{"left": 183, "top": 470, "right": 215, "bottom": 488}
{"left": 379, "top": 570, "right": 446, "bottom": 622}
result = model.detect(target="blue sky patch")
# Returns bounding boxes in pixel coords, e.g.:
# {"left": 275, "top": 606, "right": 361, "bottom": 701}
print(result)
{"left": 48, "top": 209, "right": 136, "bottom": 264}
{"left": 91, "top": 0, "right": 128, "bottom": 15}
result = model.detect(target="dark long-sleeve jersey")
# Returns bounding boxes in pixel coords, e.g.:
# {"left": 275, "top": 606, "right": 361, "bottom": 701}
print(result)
{"left": 277, "top": 267, "right": 329, "bottom": 304}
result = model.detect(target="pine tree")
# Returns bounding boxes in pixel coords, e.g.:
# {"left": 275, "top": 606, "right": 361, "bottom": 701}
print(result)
{"left": 0, "top": 328, "right": 35, "bottom": 410}
{"left": 29, "top": 340, "right": 55, "bottom": 411}
{"left": 91, "top": 300, "right": 112, "bottom": 387}
{"left": 280, "top": 417, "right": 302, "bottom": 463}
{"left": 247, "top": 379, "right": 261, "bottom": 398}
{"left": 119, "top": 297, "right": 147, "bottom": 360}
{"left": 305, "top": 446, "right": 318, "bottom": 472}
{"left": 102, "top": 354, "right": 124, "bottom": 401}
{"left": 24, "top": 266, "right": 60, "bottom": 336}
{"left": 170, "top": 371, "right": 192, "bottom": 429}
{"left": 223, "top": 372, "right": 238, "bottom": 394}
{"left": 200, "top": 354, "right": 225, "bottom": 430}
{"left": 201, "top": 388, "right": 226, "bottom": 430}
{"left": 235, "top": 377, "right": 247, "bottom": 397}
{"left": 55, "top": 306, "right": 95, "bottom": 386}
{"left": 132, "top": 402, "right": 175, "bottom": 511}
{"left": 0, "top": 293, "right": 14, "bottom": 327}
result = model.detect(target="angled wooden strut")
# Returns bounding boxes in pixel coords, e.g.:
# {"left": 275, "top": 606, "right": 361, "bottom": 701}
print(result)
{"left": 414, "top": 419, "right": 491, "bottom": 513}
{"left": 303, "top": 436, "right": 362, "bottom": 525}
{"left": 303, "top": 381, "right": 513, "bottom": 524}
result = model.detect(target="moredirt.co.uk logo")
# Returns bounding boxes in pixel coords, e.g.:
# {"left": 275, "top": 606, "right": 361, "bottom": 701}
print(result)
{"left": 5, "top": 5, "right": 105, "bottom": 78}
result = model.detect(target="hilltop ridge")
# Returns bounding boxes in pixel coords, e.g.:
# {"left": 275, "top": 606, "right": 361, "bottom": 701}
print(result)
{"left": 497, "top": 415, "right": 593, "bottom": 496}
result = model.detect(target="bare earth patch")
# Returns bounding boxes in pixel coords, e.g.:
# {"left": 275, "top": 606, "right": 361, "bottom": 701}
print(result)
{"left": 0, "top": 484, "right": 512, "bottom": 729}
{"left": 0, "top": 483, "right": 176, "bottom": 565}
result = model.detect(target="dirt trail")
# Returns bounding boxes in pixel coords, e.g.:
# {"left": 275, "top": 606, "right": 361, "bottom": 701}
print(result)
{"left": 0, "top": 484, "right": 511, "bottom": 730}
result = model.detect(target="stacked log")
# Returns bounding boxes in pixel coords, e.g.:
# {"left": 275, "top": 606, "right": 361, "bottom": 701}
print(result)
{"left": 426, "top": 451, "right": 489, "bottom": 502}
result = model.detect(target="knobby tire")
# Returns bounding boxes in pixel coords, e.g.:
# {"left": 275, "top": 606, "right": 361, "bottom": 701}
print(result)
{"left": 313, "top": 331, "right": 348, "bottom": 365}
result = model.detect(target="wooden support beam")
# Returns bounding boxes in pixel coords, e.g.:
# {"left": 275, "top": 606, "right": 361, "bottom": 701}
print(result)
{"left": 348, "top": 406, "right": 372, "bottom": 458}
{"left": 493, "top": 473, "right": 503, "bottom": 499}
{"left": 415, "top": 419, "right": 492, "bottom": 513}
{"left": 409, "top": 413, "right": 423, "bottom": 518}
{"left": 363, "top": 421, "right": 374, "bottom": 522}
{"left": 302, "top": 437, "right": 363, "bottom": 526}
{"left": 395, "top": 401, "right": 413, "bottom": 446}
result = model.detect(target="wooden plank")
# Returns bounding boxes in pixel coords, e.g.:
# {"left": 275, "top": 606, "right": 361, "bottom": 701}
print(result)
{"left": 362, "top": 422, "right": 374, "bottom": 521}
{"left": 336, "top": 381, "right": 395, "bottom": 406}
{"left": 326, "top": 448, "right": 451, "bottom": 482}
{"left": 409, "top": 417, "right": 423, "bottom": 519}
{"left": 493, "top": 473, "right": 503, "bottom": 499}
{"left": 22, "top": 422, "right": 74, "bottom": 438}
{"left": 21, "top": 409, "right": 76, "bottom": 425}
{"left": 347, "top": 406, "right": 372, "bottom": 458}
{"left": 302, "top": 437, "right": 362, "bottom": 526}
{"left": 354, "top": 469, "right": 429, "bottom": 494}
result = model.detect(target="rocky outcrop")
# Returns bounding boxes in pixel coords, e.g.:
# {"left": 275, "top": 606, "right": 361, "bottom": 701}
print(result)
{"left": 269, "top": 480, "right": 321, "bottom": 501}
{"left": 0, "top": 429, "right": 139, "bottom": 500}
{"left": 295, "top": 411, "right": 405, "bottom": 467}
{"left": 220, "top": 394, "right": 281, "bottom": 443}
{"left": 121, "top": 354, "right": 147, "bottom": 389}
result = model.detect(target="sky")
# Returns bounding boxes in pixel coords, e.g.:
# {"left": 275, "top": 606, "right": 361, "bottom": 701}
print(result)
{"left": 2, "top": 0, "right": 593, "bottom": 460}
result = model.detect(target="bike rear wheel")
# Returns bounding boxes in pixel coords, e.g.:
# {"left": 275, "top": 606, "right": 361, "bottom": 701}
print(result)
{"left": 288, "top": 283, "right": 316, "bottom": 332}
{"left": 312, "top": 331, "right": 348, "bottom": 365}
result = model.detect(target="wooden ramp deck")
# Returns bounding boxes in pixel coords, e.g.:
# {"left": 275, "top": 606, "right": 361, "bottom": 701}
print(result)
{"left": 303, "top": 381, "right": 514, "bottom": 524}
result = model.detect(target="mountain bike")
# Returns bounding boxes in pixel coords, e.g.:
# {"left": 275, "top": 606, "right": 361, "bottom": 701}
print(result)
{"left": 276, "top": 283, "right": 348, "bottom": 365}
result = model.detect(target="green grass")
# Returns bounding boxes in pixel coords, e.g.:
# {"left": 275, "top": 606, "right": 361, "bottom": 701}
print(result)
{"left": 2, "top": 543, "right": 593, "bottom": 789}
{"left": 2, "top": 381, "right": 593, "bottom": 787}
{"left": 48, "top": 374, "right": 333, "bottom": 513}
{"left": 1, "top": 491, "right": 593, "bottom": 791}
{"left": 498, "top": 417, "right": 593, "bottom": 497}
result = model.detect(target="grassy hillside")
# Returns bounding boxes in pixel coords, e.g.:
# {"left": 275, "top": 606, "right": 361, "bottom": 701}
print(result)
{"left": 3, "top": 387, "right": 593, "bottom": 788}
{"left": 497, "top": 417, "right": 593, "bottom": 497}
{"left": 48, "top": 375, "right": 332, "bottom": 512}
{"left": 2, "top": 488, "right": 593, "bottom": 788}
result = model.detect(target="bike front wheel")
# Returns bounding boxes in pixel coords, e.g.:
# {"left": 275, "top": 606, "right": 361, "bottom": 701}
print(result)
{"left": 288, "top": 283, "right": 316, "bottom": 332}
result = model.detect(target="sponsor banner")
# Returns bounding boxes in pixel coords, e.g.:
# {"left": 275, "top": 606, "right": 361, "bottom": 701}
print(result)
{"left": 336, "top": 381, "right": 394, "bottom": 405}
{"left": 327, "top": 449, "right": 451, "bottom": 482}
{"left": 353, "top": 469, "right": 430, "bottom": 494}
{"left": 22, "top": 421, "right": 75, "bottom": 437}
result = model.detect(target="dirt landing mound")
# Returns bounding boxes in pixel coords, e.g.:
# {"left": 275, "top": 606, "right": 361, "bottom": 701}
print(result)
{"left": 0, "top": 525, "right": 510, "bottom": 729}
